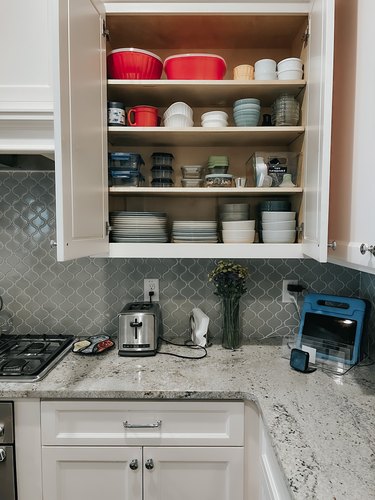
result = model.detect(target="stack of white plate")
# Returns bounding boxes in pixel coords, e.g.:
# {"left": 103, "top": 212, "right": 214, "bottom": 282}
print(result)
{"left": 219, "top": 203, "right": 250, "bottom": 222}
{"left": 261, "top": 211, "right": 296, "bottom": 243}
{"left": 109, "top": 211, "right": 168, "bottom": 243}
{"left": 172, "top": 221, "right": 218, "bottom": 243}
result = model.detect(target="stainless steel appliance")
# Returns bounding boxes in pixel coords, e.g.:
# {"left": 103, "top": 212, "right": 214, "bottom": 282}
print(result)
{"left": 0, "top": 402, "right": 16, "bottom": 500}
{"left": 118, "top": 302, "right": 162, "bottom": 356}
{"left": 0, "top": 334, "right": 74, "bottom": 382}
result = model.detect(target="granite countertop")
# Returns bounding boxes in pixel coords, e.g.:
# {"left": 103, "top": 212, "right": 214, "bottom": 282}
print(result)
{"left": 0, "top": 343, "right": 374, "bottom": 499}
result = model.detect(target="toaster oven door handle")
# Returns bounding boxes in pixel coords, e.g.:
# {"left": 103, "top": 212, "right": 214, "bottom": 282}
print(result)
{"left": 123, "top": 420, "right": 162, "bottom": 429}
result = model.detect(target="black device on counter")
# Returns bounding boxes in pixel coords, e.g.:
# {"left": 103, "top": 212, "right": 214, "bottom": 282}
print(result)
{"left": 290, "top": 348, "right": 317, "bottom": 373}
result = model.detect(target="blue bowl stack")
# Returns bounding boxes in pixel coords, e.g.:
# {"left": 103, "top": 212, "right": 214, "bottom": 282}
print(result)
{"left": 233, "top": 98, "right": 261, "bottom": 127}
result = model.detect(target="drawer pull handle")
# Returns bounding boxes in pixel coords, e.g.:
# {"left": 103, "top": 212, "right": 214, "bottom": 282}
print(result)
{"left": 0, "top": 425, "right": 4, "bottom": 437}
{"left": 145, "top": 459, "right": 154, "bottom": 470}
{"left": 0, "top": 448, "right": 6, "bottom": 462}
{"left": 129, "top": 459, "right": 138, "bottom": 470}
{"left": 123, "top": 420, "right": 162, "bottom": 429}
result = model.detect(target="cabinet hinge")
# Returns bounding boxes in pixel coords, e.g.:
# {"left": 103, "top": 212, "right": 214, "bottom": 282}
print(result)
{"left": 296, "top": 222, "right": 304, "bottom": 235}
{"left": 105, "top": 221, "right": 111, "bottom": 236}
{"left": 102, "top": 20, "right": 110, "bottom": 40}
{"left": 302, "top": 24, "right": 310, "bottom": 47}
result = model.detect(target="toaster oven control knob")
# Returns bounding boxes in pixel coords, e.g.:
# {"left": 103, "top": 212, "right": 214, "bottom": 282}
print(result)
{"left": 129, "top": 459, "right": 138, "bottom": 470}
{"left": 0, "top": 448, "right": 6, "bottom": 462}
{"left": 145, "top": 459, "right": 154, "bottom": 470}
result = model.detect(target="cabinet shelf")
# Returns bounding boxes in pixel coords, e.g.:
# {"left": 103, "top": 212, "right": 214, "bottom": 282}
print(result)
{"left": 108, "top": 126, "right": 304, "bottom": 147}
{"left": 108, "top": 242, "right": 304, "bottom": 259}
{"left": 107, "top": 80, "right": 306, "bottom": 107}
{"left": 109, "top": 187, "right": 303, "bottom": 197}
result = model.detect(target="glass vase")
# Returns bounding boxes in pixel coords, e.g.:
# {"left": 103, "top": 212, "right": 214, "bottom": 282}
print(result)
{"left": 221, "top": 296, "right": 242, "bottom": 350}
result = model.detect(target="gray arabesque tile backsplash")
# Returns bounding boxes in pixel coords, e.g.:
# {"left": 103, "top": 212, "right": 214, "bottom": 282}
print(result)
{"left": 0, "top": 171, "right": 374, "bottom": 355}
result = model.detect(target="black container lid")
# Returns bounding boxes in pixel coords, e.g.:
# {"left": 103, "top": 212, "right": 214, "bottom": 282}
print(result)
{"left": 151, "top": 152, "right": 174, "bottom": 158}
{"left": 108, "top": 101, "right": 125, "bottom": 108}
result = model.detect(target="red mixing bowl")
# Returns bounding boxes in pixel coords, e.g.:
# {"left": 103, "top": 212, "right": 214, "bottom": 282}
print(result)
{"left": 164, "top": 53, "right": 227, "bottom": 80}
{"left": 107, "top": 48, "right": 163, "bottom": 79}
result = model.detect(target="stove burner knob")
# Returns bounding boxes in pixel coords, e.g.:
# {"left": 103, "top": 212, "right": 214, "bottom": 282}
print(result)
{"left": 0, "top": 448, "right": 6, "bottom": 462}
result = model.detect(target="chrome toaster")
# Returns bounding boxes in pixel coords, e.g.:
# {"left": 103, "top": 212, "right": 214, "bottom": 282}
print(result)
{"left": 118, "top": 302, "right": 162, "bottom": 356}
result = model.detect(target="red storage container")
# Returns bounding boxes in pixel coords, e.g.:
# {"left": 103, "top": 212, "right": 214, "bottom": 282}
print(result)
{"left": 164, "top": 53, "right": 227, "bottom": 80}
{"left": 107, "top": 48, "right": 163, "bottom": 79}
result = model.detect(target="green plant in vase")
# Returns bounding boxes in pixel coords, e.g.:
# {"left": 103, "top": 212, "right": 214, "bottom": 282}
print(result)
{"left": 208, "top": 260, "right": 249, "bottom": 349}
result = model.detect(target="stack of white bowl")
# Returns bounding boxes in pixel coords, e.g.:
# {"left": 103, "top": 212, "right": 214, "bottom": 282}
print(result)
{"left": 219, "top": 203, "right": 250, "bottom": 222}
{"left": 233, "top": 98, "right": 261, "bottom": 127}
{"left": 201, "top": 111, "right": 228, "bottom": 128}
{"left": 261, "top": 211, "right": 296, "bottom": 243}
{"left": 222, "top": 219, "right": 255, "bottom": 243}
{"left": 254, "top": 59, "right": 277, "bottom": 80}
{"left": 277, "top": 58, "right": 303, "bottom": 80}
{"left": 163, "top": 102, "right": 193, "bottom": 128}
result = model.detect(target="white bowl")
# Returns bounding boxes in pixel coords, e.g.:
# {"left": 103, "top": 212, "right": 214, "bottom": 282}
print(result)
{"left": 254, "top": 58, "right": 277, "bottom": 71}
{"left": 254, "top": 71, "right": 277, "bottom": 80}
{"left": 164, "top": 102, "right": 193, "bottom": 119}
{"left": 164, "top": 113, "right": 194, "bottom": 128}
{"left": 201, "top": 119, "right": 228, "bottom": 128}
{"left": 277, "top": 69, "right": 303, "bottom": 80}
{"left": 222, "top": 229, "right": 255, "bottom": 243}
{"left": 262, "top": 220, "right": 296, "bottom": 230}
{"left": 262, "top": 229, "right": 296, "bottom": 243}
{"left": 201, "top": 111, "right": 228, "bottom": 120}
{"left": 222, "top": 220, "right": 255, "bottom": 230}
{"left": 277, "top": 57, "right": 303, "bottom": 71}
{"left": 261, "top": 211, "right": 296, "bottom": 222}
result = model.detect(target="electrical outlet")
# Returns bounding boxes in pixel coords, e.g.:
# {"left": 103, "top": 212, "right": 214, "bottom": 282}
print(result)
{"left": 143, "top": 278, "right": 160, "bottom": 301}
{"left": 282, "top": 279, "right": 298, "bottom": 303}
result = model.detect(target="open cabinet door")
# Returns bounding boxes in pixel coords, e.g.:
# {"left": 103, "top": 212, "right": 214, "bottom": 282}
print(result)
{"left": 52, "top": 0, "right": 108, "bottom": 261}
{"left": 302, "top": 0, "right": 334, "bottom": 261}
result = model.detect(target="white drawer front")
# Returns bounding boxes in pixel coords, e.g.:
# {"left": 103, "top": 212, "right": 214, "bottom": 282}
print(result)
{"left": 41, "top": 400, "right": 244, "bottom": 446}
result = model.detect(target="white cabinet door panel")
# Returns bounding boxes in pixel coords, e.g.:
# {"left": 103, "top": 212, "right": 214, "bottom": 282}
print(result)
{"left": 52, "top": 0, "right": 108, "bottom": 261}
{"left": 144, "top": 447, "right": 244, "bottom": 500}
{"left": 302, "top": 0, "right": 335, "bottom": 262}
{"left": 42, "top": 446, "right": 142, "bottom": 500}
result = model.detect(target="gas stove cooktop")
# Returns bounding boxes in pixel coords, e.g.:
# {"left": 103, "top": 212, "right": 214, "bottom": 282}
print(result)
{"left": 0, "top": 334, "right": 75, "bottom": 382}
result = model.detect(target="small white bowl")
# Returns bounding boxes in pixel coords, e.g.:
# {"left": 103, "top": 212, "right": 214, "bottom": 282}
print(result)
{"left": 261, "top": 211, "right": 296, "bottom": 222}
{"left": 164, "top": 102, "right": 193, "bottom": 119}
{"left": 277, "top": 57, "right": 303, "bottom": 71}
{"left": 164, "top": 114, "right": 194, "bottom": 128}
{"left": 222, "top": 220, "right": 255, "bottom": 230}
{"left": 262, "top": 229, "right": 296, "bottom": 243}
{"left": 254, "top": 58, "right": 277, "bottom": 71}
{"left": 222, "top": 229, "right": 255, "bottom": 243}
{"left": 201, "top": 119, "right": 228, "bottom": 128}
{"left": 201, "top": 111, "right": 228, "bottom": 120}
{"left": 277, "top": 69, "right": 304, "bottom": 80}
{"left": 254, "top": 71, "right": 277, "bottom": 81}
{"left": 262, "top": 220, "right": 296, "bottom": 230}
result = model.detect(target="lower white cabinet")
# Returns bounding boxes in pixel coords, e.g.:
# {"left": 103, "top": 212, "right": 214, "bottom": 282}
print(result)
{"left": 41, "top": 400, "right": 244, "bottom": 500}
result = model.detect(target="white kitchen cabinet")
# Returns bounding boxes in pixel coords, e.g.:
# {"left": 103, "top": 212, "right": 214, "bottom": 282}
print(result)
{"left": 328, "top": 0, "right": 375, "bottom": 274}
{"left": 52, "top": 0, "right": 334, "bottom": 262}
{"left": 0, "top": 0, "right": 54, "bottom": 153}
{"left": 41, "top": 400, "right": 244, "bottom": 500}
{"left": 259, "top": 418, "right": 291, "bottom": 500}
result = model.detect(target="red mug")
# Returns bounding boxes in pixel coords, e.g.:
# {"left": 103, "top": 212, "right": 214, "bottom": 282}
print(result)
{"left": 127, "top": 105, "right": 158, "bottom": 127}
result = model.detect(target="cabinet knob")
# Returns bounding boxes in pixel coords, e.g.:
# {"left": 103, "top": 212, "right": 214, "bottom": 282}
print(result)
{"left": 0, "top": 424, "right": 4, "bottom": 437}
{"left": 50, "top": 240, "right": 57, "bottom": 249}
{"left": 360, "top": 243, "right": 375, "bottom": 256}
{"left": 145, "top": 459, "right": 154, "bottom": 470}
{"left": 129, "top": 459, "right": 138, "bottom": 470}
{"left": 327, "top": 240, "right": 336, "bottom": 250}
{"left": 0, "top": 448, "right": 6, "bottom": 462}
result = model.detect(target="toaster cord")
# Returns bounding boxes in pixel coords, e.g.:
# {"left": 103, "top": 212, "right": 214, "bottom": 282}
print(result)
{"left": 157, "top": 337, "right": 207, "bottom": 359}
